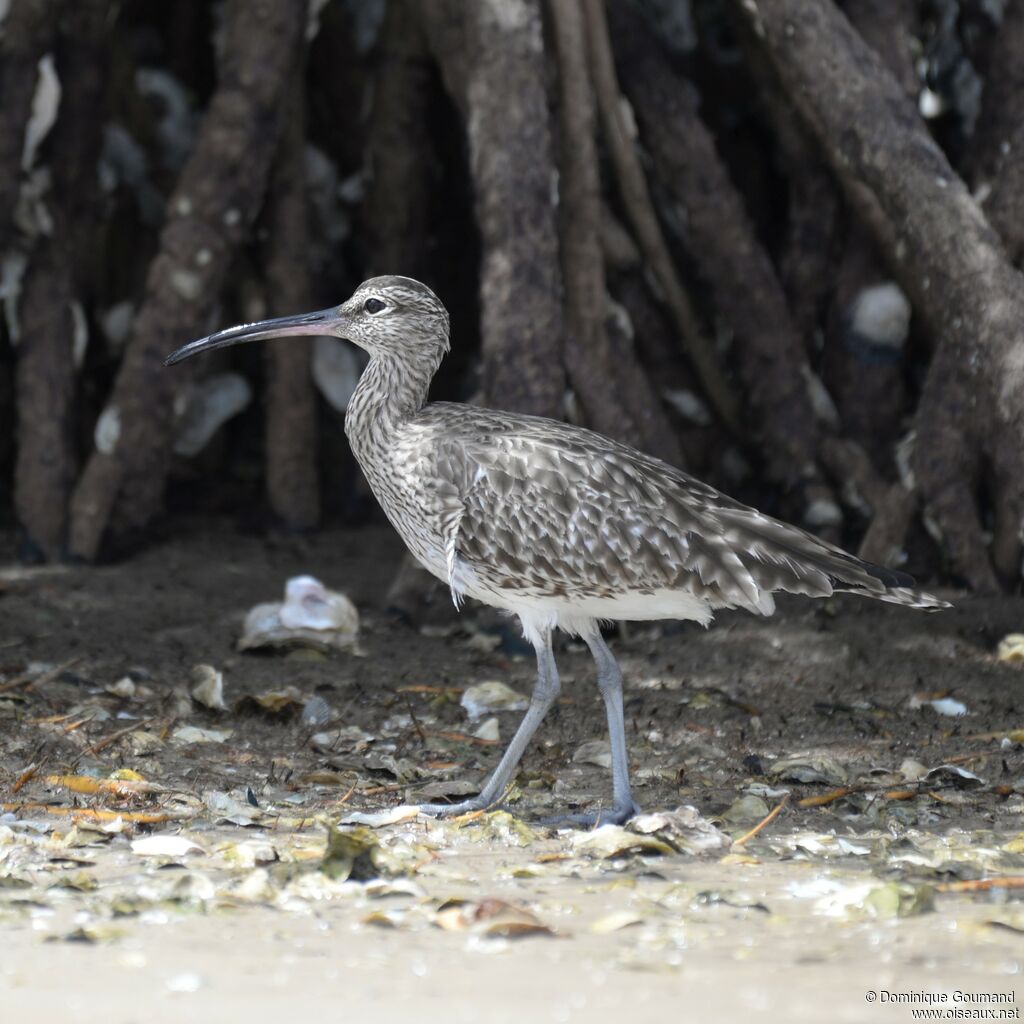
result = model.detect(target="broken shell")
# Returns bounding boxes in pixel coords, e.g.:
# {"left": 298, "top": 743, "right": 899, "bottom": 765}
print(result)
{"left": 571, "top": 825, "right": 673, "bottom": 859}
{"left": 105, "top": 676, "right": 136, "bottom": 699}
{"left": 923, "top": 764, "right": 985, "bottom": 788}
{"left": 301, "top": 695, "right": 331, "bottom": 728}
{"left": 172, "top": 724, "right": 232, "bottom": 744}
{"left": 926, "top": 697, "right": 967, "bottom": 717}
{"left": 899, "top": 758, "right": 928, "bottom": 782}
{"left": 997, "top": 634, "right": 1024, "bottom": 664}
{"left": 433, "top": 898, "right": 556, "bottom": 939}
{"left": 189, "top": 664, "right": 227, "bottom": 711}
{"left": 239, "top": 575, "right": 359, "bottom": 653}
{"left": 130, "top": 835, "right": 204, "bottom": 858}
{"left": 631, "top": 806, "right": 731, "bottom": 855}
{"left": 769, "top": 753, "right": 848, "bottom": 786}
{"left": 460, "top": 681, "right": 528, "bottom": 721}
{"left": 573, "top": 739, "right": 612, "bottom": 768}
{"left": 340, "top": 806, "right": 420, "bottom": 828}
{"left": 235, "top": 686, "right": 305, "bottom": 715}
{"left": 280, "top": 575, "right": 355, "bottom": 630}
{"left": 720, "top": 794, "right": 770, "bottom": 824}
{"left": 473, "top": 717, "right": 500, "bottom": 742}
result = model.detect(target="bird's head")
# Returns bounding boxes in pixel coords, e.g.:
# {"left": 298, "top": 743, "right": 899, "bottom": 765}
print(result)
{"left": 164, "top": 276, "right": 450, "bottom": 369}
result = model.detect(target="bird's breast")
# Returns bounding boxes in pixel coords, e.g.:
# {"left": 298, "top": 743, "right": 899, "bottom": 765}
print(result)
{"left": 348, "top": 430, "right": 452, "bottom": 581}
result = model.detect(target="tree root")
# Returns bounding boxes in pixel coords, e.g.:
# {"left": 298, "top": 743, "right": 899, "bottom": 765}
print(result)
{"left": 738, "top": 0, "right": 1024, "bottom": 589}
{"left": 582, "top": 0, "right": 741, "bottom": 436}
{"left": 67, "top": 0, "right": 309, "bottom": 560}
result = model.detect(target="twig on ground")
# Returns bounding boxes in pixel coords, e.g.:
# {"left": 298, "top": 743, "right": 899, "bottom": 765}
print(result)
{"left": 733, "top": 794, "right": 790, "bottom": 847}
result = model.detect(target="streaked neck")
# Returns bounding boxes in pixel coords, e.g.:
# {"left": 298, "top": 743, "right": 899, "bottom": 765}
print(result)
{"left": 344, "top": 352, "right": 437, "bottom": 448}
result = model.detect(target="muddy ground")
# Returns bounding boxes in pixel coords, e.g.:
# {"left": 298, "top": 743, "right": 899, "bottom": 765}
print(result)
{"left": 1, "top": 519, "right": 1023, "bottom": 1022}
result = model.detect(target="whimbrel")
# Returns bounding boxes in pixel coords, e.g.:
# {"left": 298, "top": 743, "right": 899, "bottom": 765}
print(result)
{"left": 166, "top": 276, "right": 948, "bottom": 825}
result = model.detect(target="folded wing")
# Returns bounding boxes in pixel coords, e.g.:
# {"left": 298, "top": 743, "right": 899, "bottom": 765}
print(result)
{"left": 426, "top": 405, "right": 947, "bottom": 613}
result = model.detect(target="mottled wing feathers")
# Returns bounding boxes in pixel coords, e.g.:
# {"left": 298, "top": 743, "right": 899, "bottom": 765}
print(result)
{"left": 717, "top": 509, "right": 946, "bottom": 609}
{"left": 422, "top": 404, "right": 946, "bottom": 613}
{"left": 434, "top": 478, "right": 465, "bottom": 607}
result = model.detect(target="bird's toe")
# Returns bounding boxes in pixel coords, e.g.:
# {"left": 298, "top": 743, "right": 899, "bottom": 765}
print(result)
{"left": 416, "top": 797, "right": 489, "bottom": 818}
{"left": 541, "top": 799, "right": 640, "bottom": 829}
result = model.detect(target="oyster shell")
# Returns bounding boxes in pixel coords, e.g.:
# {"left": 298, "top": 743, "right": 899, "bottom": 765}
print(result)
{"left": 238, "top": 575, "right": 359, "bottom": 653}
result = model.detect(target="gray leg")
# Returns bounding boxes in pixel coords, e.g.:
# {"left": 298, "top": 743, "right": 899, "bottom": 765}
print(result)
{"left": 581, "top": 630, "right": 639, "bottom": 824}
{"left": 417, "top": 626, "right": 560, "bottom": 817}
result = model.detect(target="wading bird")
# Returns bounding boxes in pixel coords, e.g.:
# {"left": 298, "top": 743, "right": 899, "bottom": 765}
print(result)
{"left": 166, "top": 276, "right": 947, "bottom": 825}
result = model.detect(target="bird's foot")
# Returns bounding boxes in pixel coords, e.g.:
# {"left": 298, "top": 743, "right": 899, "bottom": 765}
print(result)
{"left": 541, "top": 798, "right": 640, "bottom": 829}
{"left": 416, "top": 796, "right": 491, "bottom": 818}
{"left": 418, "top": 795, "right": 640, "bottom": 828}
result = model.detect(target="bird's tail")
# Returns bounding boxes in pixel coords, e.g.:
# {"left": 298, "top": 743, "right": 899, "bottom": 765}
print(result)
{"left": 846, "top": 582, "right": 951, "bottom": 611}
{"left": 718, "top": 508, "right": 952, "bottom": 612}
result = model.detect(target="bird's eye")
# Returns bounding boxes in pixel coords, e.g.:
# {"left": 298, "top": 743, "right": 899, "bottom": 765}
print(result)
{"left": 364, "top": 298, "right": 386, "bottom": 314}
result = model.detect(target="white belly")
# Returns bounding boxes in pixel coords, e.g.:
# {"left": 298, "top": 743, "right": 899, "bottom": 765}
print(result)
{"left": 512, "top": 588, "right": 715, "bottom": 644}
{"left": 414, "top": 544, "right": 774, "bottom": 649}
{"left": 454, "top": 555, "right": 719, "bottom": 647}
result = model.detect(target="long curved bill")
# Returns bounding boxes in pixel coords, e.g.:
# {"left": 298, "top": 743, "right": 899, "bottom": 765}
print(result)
{"left": 163, "top": 306, "right": 344, "bottom": 366}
